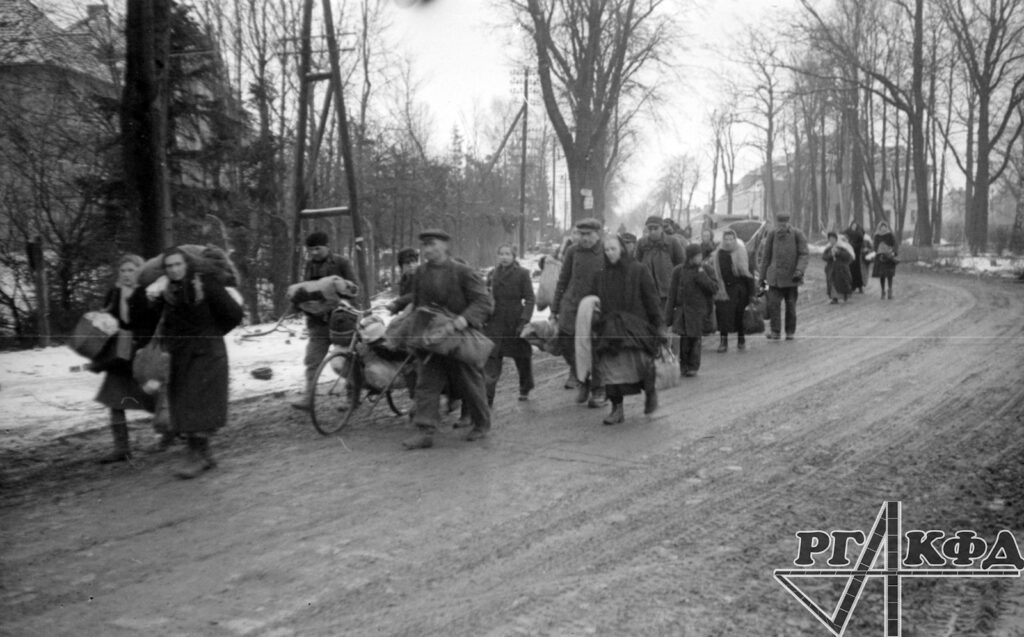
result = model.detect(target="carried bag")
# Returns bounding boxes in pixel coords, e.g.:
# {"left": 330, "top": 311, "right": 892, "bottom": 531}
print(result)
{"left": 133, "top": 316, "right": 170, "bottom": 395}
{"left": 743, "top": 295, "right": 767, "bottom": 334}
{"left": 383, "top": 306, "right": 415, "bottom": 351}
{"left": 69, "top": 311, "right": 120, "bottom": 360}
{"left": 535, "top": 256, "right": 562, "bottom": 311}
{"left": 654, "top": 344, "right": 681, "bottom": 390}
{"left": 520, "top": 317, "right": 559, "bottom": 354}
{"left": 409, "top": 306, "right": 495, "bottom": 368}
{"left": 287, "top": 275, "right": 359, "bottom": 318}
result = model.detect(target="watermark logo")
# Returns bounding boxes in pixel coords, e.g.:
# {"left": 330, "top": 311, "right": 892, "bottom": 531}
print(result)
{"left": 773, "top": 501, "right": 1023, "bottom": 636}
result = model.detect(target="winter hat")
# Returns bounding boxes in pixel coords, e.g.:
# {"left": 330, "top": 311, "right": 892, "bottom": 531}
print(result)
{"left": 305, "top": 231, "right": 329, "bottom": 247}
{"left": 644, "top": 215, "right": 664, "bottom": 228}
{"left": 685, "top": 244, "right": 703, "bottom": 261}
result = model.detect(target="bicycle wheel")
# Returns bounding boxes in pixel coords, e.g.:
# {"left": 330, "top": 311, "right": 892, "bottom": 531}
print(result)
{"left": 310, "top": 350, "right": 354, "bottom": 436}
{"left": 385, "top": 355, "right": 417, "bottom": 416}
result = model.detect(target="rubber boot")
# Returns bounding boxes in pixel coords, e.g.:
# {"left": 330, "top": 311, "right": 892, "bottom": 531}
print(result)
{"left": 717, "top": 335, "right": 728, "bottom": 353}
{"left": 98, "top": 413, "right": 130, "bottom": 464}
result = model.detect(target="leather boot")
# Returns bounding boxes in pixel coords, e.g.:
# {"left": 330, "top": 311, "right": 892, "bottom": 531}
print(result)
{"left": 887, "top": 289, "right": 893, "bottom": 300}
{"left": 717, "top": 335, "right": 728, "bottom": 353}
{"left": 174, "top": 436, "right": 215, "bottom": 479}
{"left": 98, "top": 416, "right": 130, "bottom": 464}
{"left": 602, "top": 402, "right": 625, "bottom": 425}
{"left": 737, "top": 334, "right": 746, "bottom": 351}
{"left": 575, "top": 381, "right": 590, "bottom": 404}
{"left": 644, "top": 389, "right": 658, "bottom": 415}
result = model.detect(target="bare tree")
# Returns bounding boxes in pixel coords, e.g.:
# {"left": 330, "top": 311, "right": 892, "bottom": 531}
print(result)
{"left": 937, "top": 0, "right": 1024, "bottom": 254}
{"left": 512, "top": 0, "right": 676, "bottom": 224}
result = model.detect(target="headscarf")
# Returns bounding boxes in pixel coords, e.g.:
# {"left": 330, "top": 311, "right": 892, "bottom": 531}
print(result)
{"left": 835, "top": 234, "right": 856, "bottom": 260}
{"left": 162, "top": 247, "right": 205, "bottom": 306}
{"left": 709, "top": 235, "right": 751, "bottom": 302}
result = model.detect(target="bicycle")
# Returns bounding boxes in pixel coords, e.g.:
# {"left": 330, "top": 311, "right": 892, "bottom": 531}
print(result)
{"left": 309, "top": 301, "right": 418, "bottom": 436}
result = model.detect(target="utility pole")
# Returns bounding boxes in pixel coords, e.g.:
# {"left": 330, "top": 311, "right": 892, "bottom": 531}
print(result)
{"left": 288, "top": 0, "right": 370, "bottom": 306}
{"left": 519, "top": 69, "right": 528, "bottom": 257}
{"left": 27, "top": 237, "right": 50, "bottom": 346}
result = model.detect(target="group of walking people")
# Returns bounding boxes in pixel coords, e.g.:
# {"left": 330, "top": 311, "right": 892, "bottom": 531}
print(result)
{"left": 90, "top": 213, "right": 903, "bottom": 463}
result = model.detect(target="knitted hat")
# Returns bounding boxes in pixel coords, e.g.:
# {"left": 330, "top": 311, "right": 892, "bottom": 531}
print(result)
{"left": 305, "top": 231, "right": 329, "bottom": 247}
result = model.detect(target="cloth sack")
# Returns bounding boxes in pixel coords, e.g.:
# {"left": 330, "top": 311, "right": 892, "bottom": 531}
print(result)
{"left": 383, "top": 306, "right": 415, "bottom": 351}
{"left": 535, "top": 256, "right": 562, "bottom": 311}
{"left": 69, "top": 311, "right": 120, "bottom": 360}
{"left": 407, "top": 306, "right": 495, "bottom": 368}
{"left": 287, "top": 275, "right": 360, "bottom": 318}
{"left": 743, "top": 294, "right": 767, "bottom": 334}
{"left": 358, "top": 343, "right": 407, "bottom": 392}
{"left": 654, "top": 344, "right": 682, "bottom": 390}
{"left": 520, "top": 317, "right": 559, "bottom": 354}
{"left": 132, "top": 317, "right": 169, "bottom": 395}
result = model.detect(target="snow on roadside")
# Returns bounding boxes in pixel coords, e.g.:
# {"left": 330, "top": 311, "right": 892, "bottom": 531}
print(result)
{"left": 0, "top": 319, "right": 311, "bottom": 453}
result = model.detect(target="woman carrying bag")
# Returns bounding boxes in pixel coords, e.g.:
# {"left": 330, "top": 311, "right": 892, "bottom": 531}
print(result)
{"left": 92, "top": 254, "right": 156, "bottom": 463}
{"left": 146, "top": 247, "right": 243, "bottom": 479}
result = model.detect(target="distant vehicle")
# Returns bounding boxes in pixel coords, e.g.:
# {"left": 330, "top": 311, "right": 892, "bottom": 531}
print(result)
{"left": 712, "top": 219, "right": 765, "bottom": 244}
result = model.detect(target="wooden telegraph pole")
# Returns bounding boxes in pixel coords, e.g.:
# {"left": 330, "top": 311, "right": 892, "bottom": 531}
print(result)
{"left": 289, "top": 0, "right": 370, "bottom": 306}
{"left": 518, "top": 69, "right": 528, "bottom": 257}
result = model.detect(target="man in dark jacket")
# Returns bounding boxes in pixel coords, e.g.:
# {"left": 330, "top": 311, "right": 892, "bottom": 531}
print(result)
{"left": 552, "top": 218, "right": 606, "bottom": 407}
{"left": 636, "top": 216, "right": 686, "bottom": 304}
{"left": 758, "top": 212, "right": 809, "bottom": 340}
{"left": 291, "top": 231, "right": 356, "bottom": 410}
{"left": 403, "top": 228, "right": 494, "bottom": 450}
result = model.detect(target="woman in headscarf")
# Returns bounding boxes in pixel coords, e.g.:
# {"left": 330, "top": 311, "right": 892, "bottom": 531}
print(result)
{"left": 871, "top": 221, "right": 899, "bottom": 300}
{"left": 145, "top": 247, "right": 243, "bottom": 478}
{"left": 586, "top": 234, "right": 663, "bottom": 425}
{"left": 708, "top": 229, "right": 755, "bottom": 353}
{"left": 93, "top": 254, "right": 156, "bottom": 463}
{"left": 823, "top": 231, "right": 855, "bottom": 303}
{"left": 482, "top": 244, "right": 536, "bottom": 404}
{"left": 842, "top": 220, "right": 867, "bottom": 293}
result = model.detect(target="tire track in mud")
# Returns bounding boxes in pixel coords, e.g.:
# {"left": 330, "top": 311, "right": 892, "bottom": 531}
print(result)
{"left": 262, "top": 273, "right": 1024, "bottom": 635}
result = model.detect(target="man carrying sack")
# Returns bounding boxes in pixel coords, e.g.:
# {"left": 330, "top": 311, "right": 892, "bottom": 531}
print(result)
{"left": 402, "top": 228, "right": 493, "bottom": 450}
{"left": 291, "top": 231, "right": 356, "bottom": 410}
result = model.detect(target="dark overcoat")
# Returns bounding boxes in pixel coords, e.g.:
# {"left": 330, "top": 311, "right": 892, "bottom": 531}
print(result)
{"left": 552, "top": 241, "right": 605, "bottom": 335}
{"left": 759, "top": 226, "right": 810, "bottom": 288}
{"left": 842, "top": 225, "right": 867, "bottom": 290}
{"left": 484, "top": 262, "right": 535, "bottom": 359}
{"left": 664, "top": 263, "right": 719, "bottom": 337}
{"left": 159, "top": 273, "right": 244, "bottom": 434}
{"left": 823, "top": 245, "right": 854, "bottom": 297}
{"left": 871, "top": 232, "right": 898, "bottom": 279}
{"left": 303, "top": 253, "right": 356, "bottom": 327}
{"left": 587, "top": 256, "right": 662, "bottom": 356}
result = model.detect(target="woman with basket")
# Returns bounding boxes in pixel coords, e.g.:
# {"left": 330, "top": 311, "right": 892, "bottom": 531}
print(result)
{"left": 145, "top": 247, "right": 243, "bottom": 479}
{"left": 586, "top": 234, "right": 664, "bottom": 425}
{"left": 92, "top": 254, "right": 157, "bottom": 463}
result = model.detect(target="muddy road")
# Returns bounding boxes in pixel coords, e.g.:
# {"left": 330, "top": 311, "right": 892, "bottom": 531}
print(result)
{"left": 3, "top": 268, "right": 1024, "bottom": 636}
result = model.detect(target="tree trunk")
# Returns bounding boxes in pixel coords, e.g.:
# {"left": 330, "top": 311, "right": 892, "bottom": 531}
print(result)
{"left": 910, "top": 0, "right": 932, "bottom": 246}
{"left": 970, "top": 93, "right": 991, "bottom": 254}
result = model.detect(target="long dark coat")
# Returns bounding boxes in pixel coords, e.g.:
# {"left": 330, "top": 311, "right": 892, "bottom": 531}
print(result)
{"left": 759, "top": 226, "right": 810, "bottom": 288}
{"left": 823, "top": 245, "right": 854, "bottom": 297}
{"left": 586, "top": 256, "right": 663, "bottom": 356}
{"left": 552, "top": 241, "right": 605, "bottom": 335}
{"left": 710, "top": 249, "right": 754, "bottom": 334}
{"left": 664, "top": 263, "right": 719, "bottom": 337}
{"left": 484, "top": 262, "right": 535, "bottom": 359}
{"left": 158, "top": 273, "right": 243, "bottom": 434}
{"left": 842, "top": 224, "right": 866, "bottom": 290}
{"left": 94, "top": 286, "right": 156, "bottom": 412}
{"left": 872, "top": 232, "right": 898, "bottom": 279}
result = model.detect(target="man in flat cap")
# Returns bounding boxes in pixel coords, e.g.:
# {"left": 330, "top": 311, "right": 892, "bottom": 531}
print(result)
{"left": 552, "top": 217, "right": 607, "bottom": 407}
{"left": 636, "top": 215, "right": 686, "bottom": 306}
{"left": 758, "top": 211, "right": 809, "bottom": 341}
{"left": 402, "top": 228, "right": 493, "bottom": 450}
{"left": 292, "top": 230, "right": 356, "bottom": 410}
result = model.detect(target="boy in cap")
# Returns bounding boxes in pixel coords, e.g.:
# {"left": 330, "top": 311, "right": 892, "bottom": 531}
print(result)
{"left": 403, "top": 228, "right": 493, "bottom": 449}
{"left": 758, "top": 211, "right": 809, "bottom": 340}
{"left": 552, "top": 218, "right": 607, "bottom": 406}
{"left": 292, "top": 231, "right": 356, "bottom": 410}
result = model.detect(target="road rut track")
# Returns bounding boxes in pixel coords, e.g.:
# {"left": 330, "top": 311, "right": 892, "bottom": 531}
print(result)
{"left": 2, "top": 269, "right": 1023, "bottom": 636}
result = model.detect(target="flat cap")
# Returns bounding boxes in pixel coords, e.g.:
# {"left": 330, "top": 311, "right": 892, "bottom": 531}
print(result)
{"left": 645, "top": 215, "right": 664, "bottom": 228}
{"left": 575, "top": 217, "right": 602, "bottom": 232}
{"left": 305, "top": 231, "right": 329, "bottom": 247}
{"left": 418, "top": 228, "right": 451, "bottom": 242}
{"left": 775, "top": 211, "right": 791, "bottom": 222}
